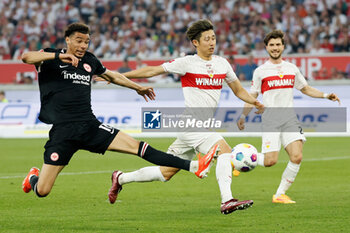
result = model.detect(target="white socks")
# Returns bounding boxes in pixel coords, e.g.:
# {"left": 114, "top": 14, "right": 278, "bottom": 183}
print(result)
{"left": 275, "top": 161, "right": 300, "bottom": 197}
{"left": 189, "top": 161, "right": 198, "bottom": 173}
{"left": 118, "top": 166, "right": 166, "bottom": 185}
{"left": 257, "top": 153, "right": 265, "bottom": 167}
{"left": 216, "top": 153, "right": 233, "bottom": 203}
{"left": 118, "top": 161, "right": 199, "bottom": 186}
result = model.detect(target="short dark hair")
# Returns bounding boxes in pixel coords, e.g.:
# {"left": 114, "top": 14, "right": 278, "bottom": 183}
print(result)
{"left": 64, "top": 23, "right": 90, "bottom": 38}
{"left": 263, "top": 30, "right": 285, "bottom": 46}
{"left": 186, "top": 19, "right": 214, "bottom": 42}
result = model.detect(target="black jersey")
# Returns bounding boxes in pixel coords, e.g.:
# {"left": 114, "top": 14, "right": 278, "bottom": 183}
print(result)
{"left": 37, "top": 48, "right": 106, "bottom": 124}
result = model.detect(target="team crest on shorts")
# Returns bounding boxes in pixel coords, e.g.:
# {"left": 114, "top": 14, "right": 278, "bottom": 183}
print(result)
{"left": 83, "top": 63, "right": 91, "bottom": 72}
{"left": 264, "top": 141, "right": 271, "bottom": 149}
{"left": 50, "top": 152, "right": 59, "bottom": 161}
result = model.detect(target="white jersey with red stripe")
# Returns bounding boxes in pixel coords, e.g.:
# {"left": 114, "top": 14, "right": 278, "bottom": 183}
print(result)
{"left": 162, "top": 54, "right": 237, "bottom": 107}
{"left": 250, "top": 60, "right": 307, "bottom": 107}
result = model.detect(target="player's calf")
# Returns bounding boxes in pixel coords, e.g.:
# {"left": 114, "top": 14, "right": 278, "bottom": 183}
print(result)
{"left": 159, "top": 167, "right": 180, "bottom": 181}
{"left": 22, "top": 167, "right": 49, "bottom": 197}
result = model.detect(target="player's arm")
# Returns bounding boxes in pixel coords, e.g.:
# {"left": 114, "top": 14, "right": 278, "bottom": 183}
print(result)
{"left": 21, "top": 51, "right": 79, "bottom": 67}
{"left": 94, "top": 65, "right": 166, "bottom": 83}
{"left": 236, "top": 92, "right": 259, "bottom": 130}
{"left": 241, "top": 92, "right": 259, "bottom": 115}
{"left": 228, "top": 80, "right": 264, "bottom": 111}
{"left": 122, "top": 65, "right": 167, "bottom": 79}
{"left": 300, "top": 85, "right": 340, "bottom": 104}
{"left": 99, "top": 69, "right": 155, "bottom": 102}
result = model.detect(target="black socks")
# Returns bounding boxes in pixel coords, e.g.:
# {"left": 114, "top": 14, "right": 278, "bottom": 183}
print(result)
{"left": 29, "top": 175, "right": 47, "bottom": 198}
{"left": 138, "top": 142, "right": 190, "bottom": 171}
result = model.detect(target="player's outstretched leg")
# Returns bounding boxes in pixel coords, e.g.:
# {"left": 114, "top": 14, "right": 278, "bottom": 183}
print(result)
{"left": 22, "top": 167, "right": 40, "bottom": 193}
{"left": 220, "top": 199, "right": 254, "bottom": 215}
{"left": 107, "top": 144, "right": 218, "bottom": 204}
{"left": 136, "top": 141, "right": 216, "bottom": 179}
{"left": 107, "top": 133, "right": 216, "bottom": 179}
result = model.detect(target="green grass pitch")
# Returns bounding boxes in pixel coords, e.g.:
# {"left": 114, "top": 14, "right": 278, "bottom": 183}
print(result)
{"left": 1, "top": 137, "right": 349, "bottom": 233}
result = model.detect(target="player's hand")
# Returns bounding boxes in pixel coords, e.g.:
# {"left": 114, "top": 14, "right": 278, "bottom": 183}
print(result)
{"left": 237, "top": 118, "right": 245, "bottom": 130}
{"left": 253, "top": 100, "right": 265, "bottom": 114}
{"left": 59, "top": 53, "right": 79, "bottom": 67}
{"left": 326, "top": 93, "right": 341, "bottom": 105}
{"left": 136, "top": 86, "right": 156, "bottom": 102}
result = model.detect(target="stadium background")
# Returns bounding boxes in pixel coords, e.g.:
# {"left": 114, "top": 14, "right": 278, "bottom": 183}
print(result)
{"left": 0, "top": 0, "right": 349, "bottom": 137}
{"left": 0, "top": 1, "right": 350, "bottom": 232}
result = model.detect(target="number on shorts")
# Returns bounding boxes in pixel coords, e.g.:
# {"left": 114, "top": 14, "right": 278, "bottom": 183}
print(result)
{"left": 99, "top": 124, "right": 115, "bottom": 134}
{"left": 298, "top": 126, "right": 304, "bottom": 134}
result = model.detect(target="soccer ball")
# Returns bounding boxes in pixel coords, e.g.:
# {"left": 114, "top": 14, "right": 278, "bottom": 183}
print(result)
{"left": 231, "top": 143, "right": 258, "bottom": 172}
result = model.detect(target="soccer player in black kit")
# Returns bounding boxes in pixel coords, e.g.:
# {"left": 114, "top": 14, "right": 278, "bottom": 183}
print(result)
{"left": 21, "top": 23, "right": 216, "bottom": 204}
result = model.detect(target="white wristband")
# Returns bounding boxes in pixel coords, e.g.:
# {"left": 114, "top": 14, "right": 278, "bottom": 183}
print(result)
{"left": 240, "top": 114, "right": 246, "bottom": 119}
{"left": 323, "top": 93, "right": 329, "bottom": 98}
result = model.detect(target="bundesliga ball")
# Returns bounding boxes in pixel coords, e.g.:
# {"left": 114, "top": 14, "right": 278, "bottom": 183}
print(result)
{"left": 231, "top": 143, "right": 258, "bottom": 172}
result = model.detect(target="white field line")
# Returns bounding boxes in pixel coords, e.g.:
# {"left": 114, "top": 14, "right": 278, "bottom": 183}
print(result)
{"left": 1, "top": 155, "right": 350, "bottom": 179}
{"left": 279, "top": 155, "right": 350, "bottom": 163}
{"left": 0, "top": 170, "right": 115, "bottom": 179}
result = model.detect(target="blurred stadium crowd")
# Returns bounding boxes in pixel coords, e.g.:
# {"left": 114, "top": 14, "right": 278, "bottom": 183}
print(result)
{"left": 0, "top": 0, "right": 349, "bottom": 61}
{"left": 0, "top": 0, "right": 349, "bottom": 83}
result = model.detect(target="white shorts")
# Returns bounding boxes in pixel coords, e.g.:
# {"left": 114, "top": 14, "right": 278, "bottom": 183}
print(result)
{"left": 261, "top": 114, "right": 306, "bottom": 153}
{"left": 262, "top": 131, "right": 306, "bottom": 153}
{"left": 167, "top": 132, "right": 223, "bottom": 160}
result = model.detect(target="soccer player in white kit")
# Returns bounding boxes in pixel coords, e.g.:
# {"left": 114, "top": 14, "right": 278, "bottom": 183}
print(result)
{"left": 109, "top": 19, "right": 264, "bottom": 214}
{"left": 237, "top": 30, "right": 340, "bottom": 204}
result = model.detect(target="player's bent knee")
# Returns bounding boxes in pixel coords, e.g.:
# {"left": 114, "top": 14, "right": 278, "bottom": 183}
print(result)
{"left": 36, "top": 192, "right": 49, "bottom": 198}
{"left": 291, "top": 154, "right": 302, "bottom": 164}
{"left": 160, "top": 168, "right": 179, "bottom": 181}
{"left": 36, "top": 185, "right": 53, "bottom": 197}
{"left": 36, "top": 187, "right": 50, "bottom": 197}
{"left": 264, "top": 152, "right": 279, "bottom": 167}
{"left": 264, "top": 158, "right": 277, "bottom": 167}
{"left": 163, "top": 176, "right": 172, "bottom": 181}
{"left": 162, "top": 171, "right": 176, "bottom": 181}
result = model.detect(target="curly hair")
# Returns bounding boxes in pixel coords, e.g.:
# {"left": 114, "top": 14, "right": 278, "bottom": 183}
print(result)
{"left": 263, "top": 30, "right": 285, "bottom": 45}
{"left": 64, "top": 23, "right": 90, "bottom": 38}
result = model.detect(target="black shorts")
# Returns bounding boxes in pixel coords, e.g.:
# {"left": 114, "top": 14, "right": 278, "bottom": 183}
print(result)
{"left": 44, "top": 119, "right": 119, "bottom": 165}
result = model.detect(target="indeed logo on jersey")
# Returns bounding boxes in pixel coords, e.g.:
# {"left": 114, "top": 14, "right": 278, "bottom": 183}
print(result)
{"left": 61, "top": 70, "right": 90, "bottom": 85}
